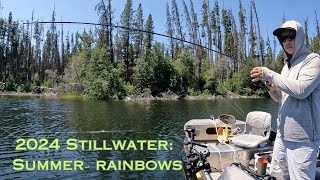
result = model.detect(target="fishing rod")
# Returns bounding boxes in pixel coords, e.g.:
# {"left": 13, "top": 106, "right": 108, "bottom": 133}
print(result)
{"left": 1, "top": 20, "right": 247, "bottom": 65}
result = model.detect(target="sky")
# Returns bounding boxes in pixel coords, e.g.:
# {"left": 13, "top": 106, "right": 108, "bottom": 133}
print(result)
{"left": 1, "top": 0, "right": 320, "bottom": 50}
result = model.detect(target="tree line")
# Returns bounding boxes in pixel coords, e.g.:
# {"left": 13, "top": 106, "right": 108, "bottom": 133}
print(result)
{"left": 0, "top": 0, "right": 320, "bottom": 99}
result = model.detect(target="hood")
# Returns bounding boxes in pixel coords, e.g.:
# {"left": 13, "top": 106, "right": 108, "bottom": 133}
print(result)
{"left": 273, "top": 20, "right": 310, "bottom": 62}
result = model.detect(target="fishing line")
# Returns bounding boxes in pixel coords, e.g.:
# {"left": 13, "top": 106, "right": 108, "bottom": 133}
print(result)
{"left": 33, "top": 130, "right": 185, "bottom": 138}
{"left": 222, "top": 98, "right": 246, "bottom": 119}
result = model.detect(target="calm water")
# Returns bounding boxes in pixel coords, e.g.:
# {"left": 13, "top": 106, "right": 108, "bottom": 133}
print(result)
{"left": 0, "top": 96, "right": 278, "bottom": 180}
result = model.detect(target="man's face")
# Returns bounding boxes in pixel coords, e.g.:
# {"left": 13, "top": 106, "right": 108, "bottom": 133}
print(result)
{"left": 280, "top": 30, "right": 296, "bottom": 55}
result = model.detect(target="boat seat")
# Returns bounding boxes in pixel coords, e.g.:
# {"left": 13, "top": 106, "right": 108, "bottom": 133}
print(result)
{"left": 231, "top": 111, "right": 271, "bottom": 148}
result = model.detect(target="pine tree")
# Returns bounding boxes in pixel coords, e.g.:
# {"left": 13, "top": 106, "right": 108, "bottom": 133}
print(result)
{"left": 60, "top": 21, "right": 65, "bottom": 74}
{"left": 230, "top": 12, "right": 239, "bottom": 72}
{"left": 189, "top": 0, "right": 201, "bottom": 78}
{"left": 182, "top": 0, "right": 192, "bottom": 42}
{"left": 50, "top": 8, "right": 56, "bottom": 70}
{"left": 202, "top": 0, "right": 212, "bottom": 63}
{"left": 248, "top": 4, "right": 256, "bottom": 60}
{"left": 119, "top": 0, "right": 133, "bottom": 82}
{"left": 265, "top": 37, "right": 273, "bottom": 68}
{"left": 0, "top": 17, "right": 6, "bottom": 81}
{"left": 64, "top": 31, "right": 71, "bottom": 67}
{"left": 171, "top": 0, "right": 184, "bottom": 48}
{"left": 315, "top": 11, "right": 320, "bottom": 51}
{"left": 33, "top": 21, "right": 42, "bottom": 80}
{"left": 238, "top": 0, "right": 246, "bottom": 62}
{"left": 132, "top": 3, "right": 144, "bottom": 59}
{"left": 221, "top": 9, "right": 232, "bottom": 81}
{"left": 304, "top": 18, "right": 310, "bottom": 49}
{"left": 252, "top": 0, "right": 264, "bottom": 65}
{"left": 5, "top": 12, "right": 14, "bottom": 82}
{"left": 53, "top": 33, "right": 60, "bottom": 75}
{"left": 42, "top": 30, "right": 51, "bottom": 80}
{"left": 211, "top": 0, "right": 222, "bottom": 65}
{"left": 165, "top": 2, "right": 174, "bottom": 59}
{"left": 95, "top": 0, "right": 114, "bottom": 64}
{"left": 144, "top": 14, "right": 154, "bottom": 57}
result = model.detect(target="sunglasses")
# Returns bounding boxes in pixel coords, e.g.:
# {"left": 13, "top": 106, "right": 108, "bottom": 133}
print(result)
{"left": 279, "top": 34, "right": 296, "bottom": 43}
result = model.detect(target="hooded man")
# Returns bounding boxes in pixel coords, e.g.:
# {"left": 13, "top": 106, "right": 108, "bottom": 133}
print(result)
{"left": 250, "top": 20, "right": 320, "bottom": 180}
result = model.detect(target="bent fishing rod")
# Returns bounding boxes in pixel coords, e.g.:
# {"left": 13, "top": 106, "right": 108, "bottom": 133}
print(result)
{"left": 2, "top": 20, "right": 247, "bottom": 65}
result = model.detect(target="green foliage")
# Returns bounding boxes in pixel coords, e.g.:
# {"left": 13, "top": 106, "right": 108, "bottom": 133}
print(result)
{"left": 203, "top": 89, "right": 212, "bottom": 96}
{"left": 144, "top": 14, "right": 154, "bottom": 53}
{"left": 83, "top": 47, "right": 125, "bottom": 100}
{"left": 43, "top": 79, "right": 54, "bottom": 88}
{"left": 172, "top": 50, "right": 193, "bottom": 92}
{"left": 64, "top": 52, "right": 87, "bottom": 84}
{"left": 226, "top": 73, "right": 245, "bottom": 93}
{"left": 16, "top": 83, "right": 32, "bottom": 93}
{"left": 60, "top": 92, "right": 82, "bottom": 99}
{"left": 202, "top": 67, "right": 218, "bottom": 95}
{"left": 135, "top": 43, "right": 174, "bottom": 96}
{"left": 216, "top": 84, "right": 228, "bottom": 94}
{"left": 16, "top": 85, "right": 23, "bottom": 92}
{"left": 23, "top": 82, "right": 32, "bottom": 92}
{"left": 124, "top": 84, "right": 139, "bottom": 97}
{"left": 83, "top": 68, "right": 126, "bottom": 100}
{"left": 274, "top": 52, "right": 285, "bottom": 73}
{"left": 32, "top": 73, "right": 41, "bottom": 87}
{"left": 5, "top": 75, "right": 16, "bottom": 91}
{"left": 188, "top": 87, "right": 201, "bottom": 96}
{"left": 135, "top": 57, "right": 153, "bottom": 90}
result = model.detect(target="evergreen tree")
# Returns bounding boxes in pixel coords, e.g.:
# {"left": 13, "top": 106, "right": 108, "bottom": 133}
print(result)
{"left": 53, "top": 33, "right": 61, "bottom": 75}
{"left": 50, "top": 8, "right": 56, "bottom": 70}
{"left": 165, "top": 2, "right": 174, "bottom": 59}
{"left": 0, "top": 17, "right": 6, "bottom": 81}
{"left": 305, "top": 18, "right": 310, "bottom": 48}
{"left": 202, "top": 0, "right": 212, "bottom": 63}
{"left": 144, "top": 14, "right": 154, "bottom": 58}
{"left": 265, "top": 37, "right": 274, "bottom": 68}
{"left": 189, "top": 0, "right": 201, "bottom": 78}
{"left": 221, "top": 9, "right": 232, "bottom": 81}
{"left": 238, "top": 0, "right": 246, "bottom": 62}
{"left": 171, "top": 0, "right": 184, "bottom": 47}
{"left": 119, "top": 0, "right": 133, "bottom": 82}
{"left": 95, "top": 0, "right": 114, "bottom": 64}
{"left": 33, "top": 21, "right": 42, "bottom": 81}
{"left": 60, "top": 21, "right": 65, "bottom": 74}
{"left": 42, "top": 30, "right": 51, "bottom": 80}
{"left": 132, "top": 3, "right": 144, "bottom": 59}
{"left": 248, "top": 4, "right": 256, "bottom": 60}
{"left": 64, "top": 31, "right": 71, "bottom": 69}
{"left": 252, "top": 0, "right": 264, "bottom": 65}
{"left": 211, "top": 0, "right": 222, "bottom": 65}
{"left": 182, "top": 0, "right": 192, "bottom": 43}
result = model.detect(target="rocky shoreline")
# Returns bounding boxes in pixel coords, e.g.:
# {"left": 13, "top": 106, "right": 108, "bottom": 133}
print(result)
{"left": 0, "top": 91, "right": 58, "bottom": 97}
{"left": 0, "top": 90, "right": 260, "bottom": 100}
{"left": 123, "top": 90, "right": 261, "bottom": 102}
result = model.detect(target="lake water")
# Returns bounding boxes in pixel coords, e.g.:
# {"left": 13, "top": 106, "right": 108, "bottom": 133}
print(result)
{"left": 0, "top": 96, "right": 278, "bottom": 179}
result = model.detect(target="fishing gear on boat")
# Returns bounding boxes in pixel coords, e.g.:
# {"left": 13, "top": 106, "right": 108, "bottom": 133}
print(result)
{"left": 183, "top": 127, "right": 212, "bottom": 180}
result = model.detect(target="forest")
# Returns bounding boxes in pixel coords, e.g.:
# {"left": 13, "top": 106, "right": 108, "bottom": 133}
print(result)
{"left": 0, "top": 0, "right": 320, "bottom": 100}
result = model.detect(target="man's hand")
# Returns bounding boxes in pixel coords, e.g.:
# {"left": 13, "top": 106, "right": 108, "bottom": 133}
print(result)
{"left": 250, "top": 67, "right": 263, "bottom": 82}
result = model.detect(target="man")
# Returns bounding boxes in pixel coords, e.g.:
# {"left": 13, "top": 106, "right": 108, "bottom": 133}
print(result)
{"left": 250, "top": 20, "right": 320, "bottom": 180}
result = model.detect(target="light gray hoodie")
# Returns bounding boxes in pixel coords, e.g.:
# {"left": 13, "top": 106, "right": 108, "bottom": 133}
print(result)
{"left": 262, "top": 20, "right": 320, "bottom": 142}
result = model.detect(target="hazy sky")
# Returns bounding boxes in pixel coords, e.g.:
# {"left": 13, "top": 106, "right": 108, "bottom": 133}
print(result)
{"left": 1, "top": 0, "right": 320, "bottom": 49}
